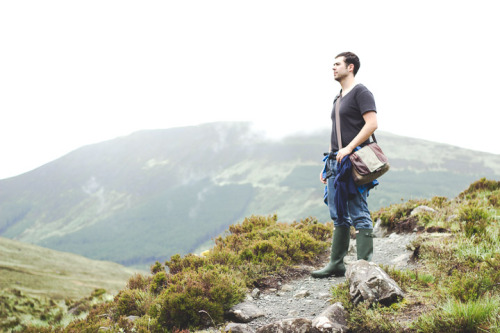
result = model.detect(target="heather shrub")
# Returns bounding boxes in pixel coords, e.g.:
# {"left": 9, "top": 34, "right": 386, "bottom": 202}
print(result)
{"left": 430, "top": 196, "right": 449, "bottom": 208}
{"left": 448, "top": 269, "right": 498, "bottom": 303}
{"left": 459, "top": 178, "right": 500, "bottom": 198}
{"left": 372, "top": 199, "right": 430, "bottom": 230}
{"left": 459, "top": 203, "right": 490, "bottom": 238}
{"left": 157, "top": 265, "right": 246, "bottom": 329}
{"left": 127, "top": 273, "right": 151, "bottom": 291}
{"left": 488, "top": 190, "right": 500, "bottom": 207}
{"left": 150, "top": 261, "right": 164, "bottom": 274}
{"left": 228, "top": 214, "right": 277, "bottom": 234}
{"left": 115, "top": 289, "right": 155, "bottom": 317}
{"left": 292, "top": 217, "right": 332, "bottom": 241}
{"left": 150, "top": 271, "right": 168, "bottom": 294}
{"left": 166, "top": 253, "right": 207, "bottom": 275}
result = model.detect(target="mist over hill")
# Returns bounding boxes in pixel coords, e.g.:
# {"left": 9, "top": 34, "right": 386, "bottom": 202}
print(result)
{"left": 0, "top": 122, "right": 498, "bottom": 268}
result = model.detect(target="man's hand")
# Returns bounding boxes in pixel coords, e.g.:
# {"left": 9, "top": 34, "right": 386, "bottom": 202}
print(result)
{"left": 336, "top": 146, "right": 353, "bottom": 163}
{"left": 319, "top": 170, "right": 327, "bottom": 184}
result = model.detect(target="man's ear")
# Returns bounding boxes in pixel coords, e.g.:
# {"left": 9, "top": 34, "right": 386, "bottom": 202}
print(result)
{"left": 347, "top": 63, "right": 355, "bottom": 73}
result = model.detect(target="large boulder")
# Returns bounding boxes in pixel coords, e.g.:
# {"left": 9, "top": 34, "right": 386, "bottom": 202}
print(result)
{"left": 346, "top": 260, "right": 404, "bottom": 306}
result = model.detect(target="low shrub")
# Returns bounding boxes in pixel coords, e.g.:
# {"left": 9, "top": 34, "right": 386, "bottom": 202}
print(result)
{"left": 372, "top": 199, "right": 431, "bottom": 230}
{"left": 157, "top": 265, "right": 246, "bottom": 329}
{"left": 166, "top": 253, "right": 207, "bottom": 275}
{"left": 150, "top": 271, "right": 169, "bottom": 294}
{"left": 459, "top": 178, "right": 500, "bottom": 198}
{"left": 127, "top": 273, "right": 151, "bottom": 291}
{"left": 412, "top": 296, "right": 500, "bottom": 332}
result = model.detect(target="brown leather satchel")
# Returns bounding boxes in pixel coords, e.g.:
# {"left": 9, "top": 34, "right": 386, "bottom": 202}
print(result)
{"left": 334, "top": 94, "right": 390, "bottom": 186}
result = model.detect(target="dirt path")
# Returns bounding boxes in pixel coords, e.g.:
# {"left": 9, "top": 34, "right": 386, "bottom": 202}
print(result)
{"left": 245, "top": 228, "right": 418, "bottom": 329}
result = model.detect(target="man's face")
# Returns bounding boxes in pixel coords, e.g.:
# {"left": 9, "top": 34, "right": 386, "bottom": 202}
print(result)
{"left": 333, "top": 57, "right": 350, "bottom": 81}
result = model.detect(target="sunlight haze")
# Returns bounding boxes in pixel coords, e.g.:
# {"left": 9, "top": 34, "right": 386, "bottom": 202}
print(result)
{"left": 1, "top": 0, "right": 498, "bottom": 179}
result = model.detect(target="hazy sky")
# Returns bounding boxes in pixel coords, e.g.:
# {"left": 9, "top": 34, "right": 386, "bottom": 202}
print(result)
{"left": 1, "top": 0, "right": 499, "bottom": 179}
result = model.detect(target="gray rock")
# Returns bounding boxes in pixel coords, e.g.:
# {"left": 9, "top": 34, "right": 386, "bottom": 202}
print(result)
{"left": 311, "top": 302, "right": 348, "bottom": 332}
{"left": 125, "top": 315, "right": 139, "bottom": 323}
{"left": 346, "top": 260, "right": 404, "bottom": 306}
{"left": 410, "top": 205, "right": 436, "bottom": 216}
{"left": 373, "top": 218, "right": 387, "bottom": 238}
{"left": 251, "top": 288, "right": 261, "bottom": 299}
{"left": 256, "top": 318, "right": 312, "bottom": 333}
{"left": 347, "top": 242, "right": 356, "bottom": 254}
{"left": 293, "top": 289, "right": 310, "bottom": 299}
{"left": 227, "top": 302, "right": 265, "bottom": 323}
{"left": 225, "top": 323, "right": 255, "bottom": 333}
{"left": 318, "top": 292, "right": 331, "bottom": 300}
{"left": 280, "top": 284, "right": 294, "bottom": 292}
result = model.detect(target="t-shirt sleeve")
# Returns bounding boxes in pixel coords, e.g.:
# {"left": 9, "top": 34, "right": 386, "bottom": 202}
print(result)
{"left": 357, "top": 89, "right": 377, "bottom": 114}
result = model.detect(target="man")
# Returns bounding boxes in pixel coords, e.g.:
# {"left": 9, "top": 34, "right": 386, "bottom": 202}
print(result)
{"left": 311, "top": 52, "right": 378, "bottom": 278}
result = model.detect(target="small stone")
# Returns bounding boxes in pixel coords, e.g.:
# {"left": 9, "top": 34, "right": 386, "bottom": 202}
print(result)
{"left": 411, "top": 205, "right": 436, "bottom": 216}
{"left": 280, "top": 284, "right": 294, "bottom": 292}
{"left": 318, "top": 292, "right": 331, "bottom": 300}
{"left": 125, "top": 315, "right": 139, "bottom": 323}
{"left": 227, "top": 302, "right": 265, "bottom": 323}
{"left": 312, "top": 302, "right": 348, "bottom": 332}
{"left": 251, "top": 288, "right": 261, "bottom": 299}
{"left": 224, "top": 323, "right": 255, "bottom": 333}
{"left": 256, "top": 318, "right": 312, "bottom": 333}
{"left": 293, "top": 290, "right": 310, "bottom": 299}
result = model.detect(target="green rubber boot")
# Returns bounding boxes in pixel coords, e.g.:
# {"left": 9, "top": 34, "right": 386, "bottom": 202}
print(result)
{"left": 311, "top": 226, "right": 350, "bottom": 278}
{"left": 356, "top": 229, "right": 373, "bottom": 261}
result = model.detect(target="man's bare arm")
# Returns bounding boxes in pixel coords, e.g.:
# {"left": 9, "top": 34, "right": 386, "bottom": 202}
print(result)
{"left": 335, "top": 111, "right": 378, "bottom": 162}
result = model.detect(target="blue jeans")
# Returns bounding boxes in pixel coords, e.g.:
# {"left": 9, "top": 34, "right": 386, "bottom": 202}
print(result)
{"left": 327, "top": 159, "right": 373, "bottom": 229}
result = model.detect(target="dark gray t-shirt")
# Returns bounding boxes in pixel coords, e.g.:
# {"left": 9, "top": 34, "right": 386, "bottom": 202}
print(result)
{"left": 330, "top": 84, "right": 376, "bottom": 151}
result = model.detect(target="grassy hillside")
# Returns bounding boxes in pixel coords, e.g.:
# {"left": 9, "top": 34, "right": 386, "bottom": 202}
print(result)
{"left": 0, "top": 237, "right": 141, "bottom": 300}
{"left": 13, "top": 178, "right": 498, "bottom": 332}
{"left": 0, "top": 122, "right": 498, "bottom": 269}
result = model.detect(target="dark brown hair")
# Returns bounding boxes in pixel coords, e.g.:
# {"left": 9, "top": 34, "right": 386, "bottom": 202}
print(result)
{"left": 336, "top": 51, "right": 360, "bottom": 76}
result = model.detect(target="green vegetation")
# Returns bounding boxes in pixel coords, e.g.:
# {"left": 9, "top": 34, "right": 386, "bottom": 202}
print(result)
{"left": 16, "top": 215, "right": 330, "bottom": 332}
{"left": 3, "top": 178, "right": 500, "bottom": 332}
{"left": 329, "top": 178, "right": 500, "bottom": 332}
{"left": 0, "top": 288, "right": 111, "bottom": 332}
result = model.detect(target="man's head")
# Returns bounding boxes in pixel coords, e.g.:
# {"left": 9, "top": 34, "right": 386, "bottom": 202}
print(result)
{"left": 333, "top": 52, "right": 360, "bottom": 80}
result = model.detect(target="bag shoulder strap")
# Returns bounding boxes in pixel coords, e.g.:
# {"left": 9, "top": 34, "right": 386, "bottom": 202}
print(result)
{"left": 334, "top": 93, "right": 343, "bottom": 150}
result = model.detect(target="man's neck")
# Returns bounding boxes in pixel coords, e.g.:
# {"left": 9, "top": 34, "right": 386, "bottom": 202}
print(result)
{"left": 340, "top": 76, "right": 357, "bottom": 96}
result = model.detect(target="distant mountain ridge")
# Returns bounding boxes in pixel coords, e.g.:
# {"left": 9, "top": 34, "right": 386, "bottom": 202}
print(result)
{"left": 1, "top": 122, "right": 498, "bottom": 268}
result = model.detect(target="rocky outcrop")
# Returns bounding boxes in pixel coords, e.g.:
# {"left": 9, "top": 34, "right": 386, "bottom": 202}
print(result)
{"left": 345, "top": 260, "right": 404, "bottom": 306}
